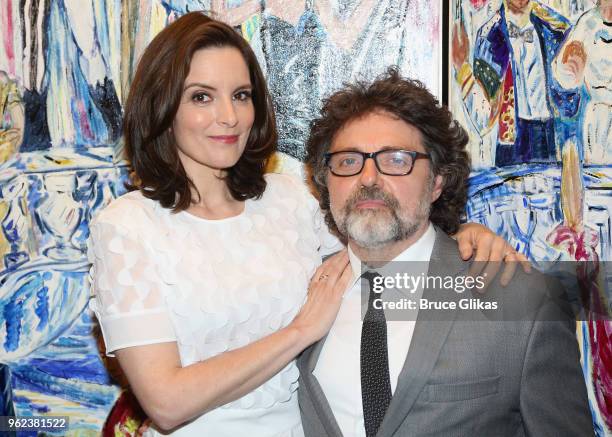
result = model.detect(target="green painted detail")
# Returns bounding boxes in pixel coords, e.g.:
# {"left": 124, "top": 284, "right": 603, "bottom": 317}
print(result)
{"left": 474, "top": 59, "right": 501, "bottom": 100}
{"left": 241, "top": 15, "right": 261, "bottom": 43}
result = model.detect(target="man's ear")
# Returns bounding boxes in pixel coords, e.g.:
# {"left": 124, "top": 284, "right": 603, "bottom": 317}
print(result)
{"left": 431, "top": 174, "right": 444, "bottom": 202}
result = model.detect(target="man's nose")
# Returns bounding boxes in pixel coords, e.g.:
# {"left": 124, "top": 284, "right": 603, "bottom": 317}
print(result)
{"left": 358, "top": 157, "right": 381, "bottom": 187}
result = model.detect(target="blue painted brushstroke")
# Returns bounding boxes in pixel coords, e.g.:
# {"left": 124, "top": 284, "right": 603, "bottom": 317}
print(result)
{"left": 3, "top": 217, "right": 19, "bottom": 242}
{"left": 3, "top": 289, "right": 27, "bottom": 352}
{"left": 22, "top": 358, "right": 112, "bottom": 385}
{"left": 10, "top": 311, "right": 119, "bottom": 423}
{"left": 580, "top": 321, "right": 605, "bottom": 437}
{"left": 34, "top": 286, "right": 49, "bottom": 332}
{"left": 11, "top": 364, "right": 116, "bottom": 409}
{"left": 12, "top": 395, "right": 49, "bottom": 414}
{"left": 45, "top": 0, "right": 109, "bottom": 146}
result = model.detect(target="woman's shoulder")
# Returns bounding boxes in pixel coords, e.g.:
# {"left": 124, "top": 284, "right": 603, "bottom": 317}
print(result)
{"left": 93, "top": 190, "right": 163, "bottom": 230}
{"left": 261, "top": 172, "right": 323, "bottom": 220}
{"left": 263, "top": 171, "right": 313, "bottom": 200}
{"left": 263, "top": 171, "right": 301, "bottom": 185}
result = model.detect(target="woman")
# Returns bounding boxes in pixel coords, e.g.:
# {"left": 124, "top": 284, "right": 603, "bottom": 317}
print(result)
{"left": 88, "top": 12, "right": 523, "bottom": 436}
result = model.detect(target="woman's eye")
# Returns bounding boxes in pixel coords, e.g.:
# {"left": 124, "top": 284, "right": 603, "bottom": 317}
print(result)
{"left": 192, "top": 92, "right": 211, "bottom": 103}
{"left": 234, "top": 90, "right": 252, "bottom": 101}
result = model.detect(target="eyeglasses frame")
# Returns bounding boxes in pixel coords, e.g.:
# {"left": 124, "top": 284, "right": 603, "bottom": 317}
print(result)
{"left": 324, "top": 149, "right": 431, "bottom": 177}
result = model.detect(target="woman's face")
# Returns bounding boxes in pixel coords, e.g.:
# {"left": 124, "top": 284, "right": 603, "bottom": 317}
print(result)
{"left": 173, "top": 46, "right": 255, "bottom": 176}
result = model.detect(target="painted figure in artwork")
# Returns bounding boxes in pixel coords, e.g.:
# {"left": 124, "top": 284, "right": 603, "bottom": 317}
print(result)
{"left": 258, "top": 0, "right": 379, "bottom": 162}
{"left": 553, "top": 0, "right": 612, "bottom": 164}
{"left": 201, "top": 0, "right": 435, "bottom": 165}
{"left": 452, "top": 0, "right": 581, "bottom": 166}
{"left": 547, "top": 139, "right": 612, "bottom": 432}
{"left": 0, "top": 0, "right": 122, "bottom": 150}
{"left": 0, "top": 71, "right": 24, "bottom": 164}
{"left": 45, "top": 0, "right": 122, "bottom": 147}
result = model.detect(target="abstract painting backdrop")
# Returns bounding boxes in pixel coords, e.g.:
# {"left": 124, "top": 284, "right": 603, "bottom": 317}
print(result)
{"left": 0, "top": 1, "right": 443, "bottom": 434}
{"left": 450, "top": 0, "right": 611, "bottom": 434}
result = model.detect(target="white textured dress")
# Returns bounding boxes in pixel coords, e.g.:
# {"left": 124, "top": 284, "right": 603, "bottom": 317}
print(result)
{"left": 87, "top": 173, "right": 341, "bottom": 436}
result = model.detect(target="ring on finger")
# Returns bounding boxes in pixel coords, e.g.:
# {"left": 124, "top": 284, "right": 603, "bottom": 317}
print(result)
{"left": 318, "top": 274, "right": 329, "bottom": 281}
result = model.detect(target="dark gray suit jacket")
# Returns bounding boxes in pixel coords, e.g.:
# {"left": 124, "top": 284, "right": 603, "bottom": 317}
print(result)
{"left": 298, "top": 231, "right": 594, "bottom": 436}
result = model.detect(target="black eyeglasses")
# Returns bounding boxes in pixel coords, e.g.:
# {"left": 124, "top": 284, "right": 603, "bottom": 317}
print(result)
{"left": 324, "top": 149, "right": 430, "bottom": 176}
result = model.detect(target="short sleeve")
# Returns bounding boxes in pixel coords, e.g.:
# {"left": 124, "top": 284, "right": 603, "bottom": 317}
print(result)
{"left": 87, "top": 216, "right": 177, "bottom": 356}
{"left": 552, "top": 13, "right": 589, "bottom": 90}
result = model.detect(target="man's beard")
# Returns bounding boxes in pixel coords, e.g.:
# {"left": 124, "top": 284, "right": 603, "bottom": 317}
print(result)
{"left": 335, "top": 184, "right": 432, "bottom": 249}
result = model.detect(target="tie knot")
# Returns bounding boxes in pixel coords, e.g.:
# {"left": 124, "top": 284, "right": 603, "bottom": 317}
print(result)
{"left": 361, "top": 271, "right": 383, "bottom": 305}
{"left": 361, "top": 270, "right": 381, "bottom": 285}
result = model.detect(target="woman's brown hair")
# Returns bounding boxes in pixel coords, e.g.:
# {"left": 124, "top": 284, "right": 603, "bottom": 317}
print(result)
{"left": 123, "top": 12, "right": 276, "bottom": 211}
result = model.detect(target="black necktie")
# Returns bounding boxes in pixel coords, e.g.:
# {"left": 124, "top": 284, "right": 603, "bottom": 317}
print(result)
{"left": 360, "top": 271, "right": 392, "bottom": 437}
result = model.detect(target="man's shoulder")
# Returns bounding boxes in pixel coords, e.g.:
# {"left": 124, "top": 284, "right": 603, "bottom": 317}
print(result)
{"left": 487, "top": 263, "right": 573, "bottom": 324}
{"left": 431, "top": 230, "right": 567, "bottom": 320}
{"left": 429, "top": 229, "right": 471, "bottom": 269}
{"left": 477, "top": 10, "right": 503, "bottom": 40}
{"left": 531, "top": 2, "right": 571, "bottom": 33}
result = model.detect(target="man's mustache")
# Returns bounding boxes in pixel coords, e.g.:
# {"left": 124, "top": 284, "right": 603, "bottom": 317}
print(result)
{"left": 345, "top": 186, "right": 400, "bottom": 210}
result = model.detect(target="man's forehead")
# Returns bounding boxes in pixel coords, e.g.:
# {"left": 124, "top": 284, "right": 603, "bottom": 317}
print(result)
{"left": 329, "top": 112, "right": 425, "bottom": 153}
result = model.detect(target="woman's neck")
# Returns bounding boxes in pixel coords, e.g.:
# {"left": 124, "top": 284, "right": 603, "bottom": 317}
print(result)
{"left": 186, "top": 168, "right": 244, "bottom": 220}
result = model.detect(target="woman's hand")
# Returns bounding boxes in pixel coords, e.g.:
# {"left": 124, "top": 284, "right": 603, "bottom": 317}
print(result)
{"left": 290, "top": 250, "right": 352, "bottom": 346}
{"left": 454, "top": 223, "right": 531, "bottom": 287}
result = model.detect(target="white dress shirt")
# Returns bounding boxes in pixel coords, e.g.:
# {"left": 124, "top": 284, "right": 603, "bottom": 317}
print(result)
{"left": 506, "top": 12, "right": 551, "bottom": 120}
{"left": 313, "top": 224, "right": 436, "bottom": 437}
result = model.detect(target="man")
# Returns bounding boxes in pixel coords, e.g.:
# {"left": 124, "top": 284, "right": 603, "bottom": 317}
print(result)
{"left": 299, "top": 67, "right": 593, "bottom": 436}
{"left": 452, "top": 0, "right": 580, "bottom": 166}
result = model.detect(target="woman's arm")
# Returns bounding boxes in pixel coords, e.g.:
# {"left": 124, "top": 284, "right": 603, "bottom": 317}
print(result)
{"left": 113, "top": 250, "right": 351, "bottom": 431}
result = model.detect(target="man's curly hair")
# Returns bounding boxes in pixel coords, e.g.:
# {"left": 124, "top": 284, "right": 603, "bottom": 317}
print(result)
{"left": 305, "top": 67, "right": 470, "bottom": 238}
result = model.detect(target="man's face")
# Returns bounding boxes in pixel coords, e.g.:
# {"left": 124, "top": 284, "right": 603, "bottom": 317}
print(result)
{"left": 326, "top": 111, "right": 443, "bottom": 249}
{"left": 507, "top": 0, "right": 531, "bottom": 13}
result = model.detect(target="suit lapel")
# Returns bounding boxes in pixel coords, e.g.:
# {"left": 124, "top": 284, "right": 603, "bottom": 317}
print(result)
{"left": 296, "top": 249, "right": 343, "bottom": 436}
{"left": 304, "top": 334, "right": 329, "bottom": 373}
{"left": 378, "top": 231, "right": 467, "bottom": 437}
{"left": 298, "top": 335, "right": 344, "bottom": 437}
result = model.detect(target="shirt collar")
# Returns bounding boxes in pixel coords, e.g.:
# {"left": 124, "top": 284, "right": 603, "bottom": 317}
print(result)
{"left": 347, "top": 222, "right": 436, "bottom": 284}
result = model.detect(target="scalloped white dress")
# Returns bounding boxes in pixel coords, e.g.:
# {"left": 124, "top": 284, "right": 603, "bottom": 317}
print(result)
{"left": 88, "top": 173, "right": 341, "bottom": 436}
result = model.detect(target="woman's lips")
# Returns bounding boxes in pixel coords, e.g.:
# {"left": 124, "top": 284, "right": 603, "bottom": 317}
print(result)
{"left": 209, "top": 135, "right": 239, "bottom": 144}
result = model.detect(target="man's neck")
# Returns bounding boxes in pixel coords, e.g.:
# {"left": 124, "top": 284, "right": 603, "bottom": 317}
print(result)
{"left": 349, "top": 221, "right": 431, "bottom": 267}
{"left": 504, "top": 1, "right": 532, "bottom": 27}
